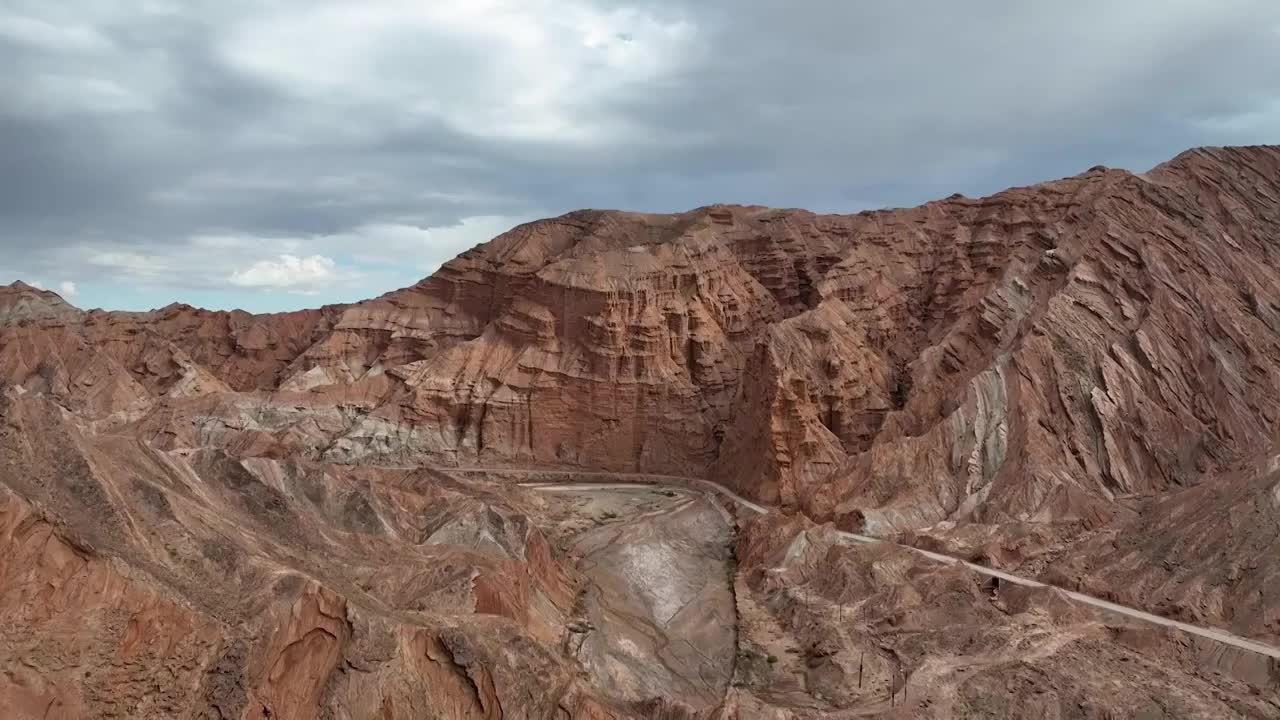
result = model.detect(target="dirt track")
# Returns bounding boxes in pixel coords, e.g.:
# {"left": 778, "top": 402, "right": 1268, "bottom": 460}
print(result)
{"left": 455, "top": 468, "right": 1280, "bottom": 661}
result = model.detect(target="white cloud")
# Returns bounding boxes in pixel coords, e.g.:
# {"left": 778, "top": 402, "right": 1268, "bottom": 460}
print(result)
{"left": 84, "top": 250, "right": 176, "bottom": 282}
{"left": 44, "top": 214, "right": 527, "bottom": 303}
{"left": 217, "top": 0, "right": 697, "bottom": 143}
{"left": 324, "top": 216, "right": 534, "bottom": 271}
{"left": 228, "top": 254, "right": 338, "bottom": 291}
{"left": 1194, "top": 99, "right": 1280, "bottom": 134}
{"left": 58, "top": 280, "right": 77, "bottom": 296}
{"left": 0, "top": 9, "right": 165, "bottom": 119}
{"left": 8, "top": 74, "right": 153, "bottom": 117}
{"left": 7, "top": 1, "right": 1280, "bottom": 313}
{"left": 0, "top": 14, "right": 112, "bottom": 53}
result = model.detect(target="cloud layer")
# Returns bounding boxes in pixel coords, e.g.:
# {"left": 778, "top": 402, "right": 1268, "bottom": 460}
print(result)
{"left": 2, "top": 1, "right": 1279, "bottom": 311}
{"left": 228, "top": 255, "right": 337, "bottom": 292}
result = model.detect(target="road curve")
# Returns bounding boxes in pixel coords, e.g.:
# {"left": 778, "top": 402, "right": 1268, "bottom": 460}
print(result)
{"left": 447, "top": 466, "right": 1280, "bottom": 660}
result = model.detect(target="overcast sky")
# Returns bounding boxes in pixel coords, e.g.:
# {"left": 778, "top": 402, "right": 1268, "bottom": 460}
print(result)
{"left": 2, "top": 1, "right": 1278, "bottom": 312}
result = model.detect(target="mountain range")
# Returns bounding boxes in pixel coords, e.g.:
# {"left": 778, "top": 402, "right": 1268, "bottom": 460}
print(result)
{"left": 3, "top": 145, "right": 1280, "bottom": 718}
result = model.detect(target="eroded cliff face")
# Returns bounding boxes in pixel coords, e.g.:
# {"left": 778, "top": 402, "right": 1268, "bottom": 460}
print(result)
{"left": 811, "top": 148, "right": 1280, "bottom": 539}
{"left": 14, "top": 148, "right": 1280, "bottom": 530}
{"left": 4, "top": 145, "right": 1280, "bottom": 717}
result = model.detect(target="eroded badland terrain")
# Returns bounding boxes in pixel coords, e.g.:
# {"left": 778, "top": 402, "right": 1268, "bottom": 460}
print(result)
{"left": 3, "top": 145, "right": 1280, "bottom": 718}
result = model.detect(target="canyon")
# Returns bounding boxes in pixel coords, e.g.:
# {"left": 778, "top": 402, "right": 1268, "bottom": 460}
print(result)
{"left": 3, "top": 145, "right": 1280, "bottom": 717}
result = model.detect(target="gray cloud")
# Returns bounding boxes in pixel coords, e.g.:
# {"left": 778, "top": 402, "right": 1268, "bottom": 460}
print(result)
{"left": 1, "top": 1, "right": 1278, "bottom": 310}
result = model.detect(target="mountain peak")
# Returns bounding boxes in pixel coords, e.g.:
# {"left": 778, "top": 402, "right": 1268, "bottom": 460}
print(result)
{"left": 0, "top": 280, "right": 83, "bottom": 326}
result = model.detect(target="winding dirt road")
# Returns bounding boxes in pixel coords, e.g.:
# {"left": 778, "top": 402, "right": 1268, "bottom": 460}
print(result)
{"left": 444, "top": 466, "right": 1280, "bottom": 661}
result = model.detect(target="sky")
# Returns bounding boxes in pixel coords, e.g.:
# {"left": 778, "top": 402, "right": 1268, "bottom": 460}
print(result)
{"left": 2, "top": 1, "right": 1279, "bottom": 313}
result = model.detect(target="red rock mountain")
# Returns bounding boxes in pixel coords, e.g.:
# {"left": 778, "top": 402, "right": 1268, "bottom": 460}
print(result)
{"left": 3, "top": 145, "right": 1280, "bottom": 718}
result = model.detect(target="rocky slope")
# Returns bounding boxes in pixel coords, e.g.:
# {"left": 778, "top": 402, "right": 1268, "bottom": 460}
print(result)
{"left": 723, "top": 512, "right": 1277, "bottom": 718}
{"left": 0, "top": 390, "right": 731, "bottom": 719}
{"left": 3, "top": 144, "right": 1280, "bottom": 717}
